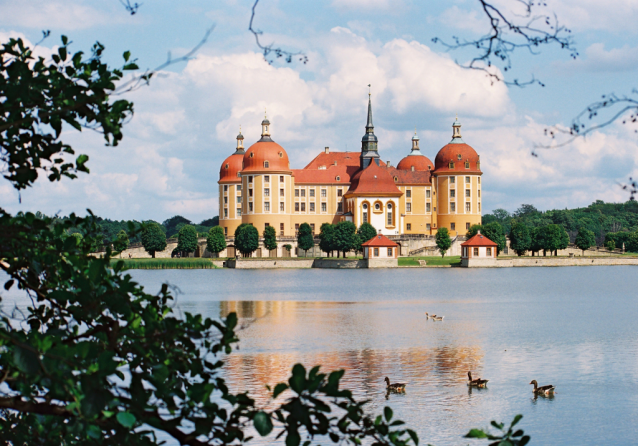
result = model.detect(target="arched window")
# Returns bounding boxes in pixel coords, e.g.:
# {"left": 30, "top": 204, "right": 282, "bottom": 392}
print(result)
{"left": 394, "top": 176, "right": 398, "bottom": 182}
{"left": 387, "top": 203, "right": 393, "bottom": 226}
{"left": 225, "top": 164, "right": 229, "bottom": 169}
{"left": 362, "top": 203, "right": 368, "bottom": 223}
{"left": 336, "top": 176, "right": 340, "bottom": 181}
{"left": 375, "top": 202, "right": 381, "bottom": 211}
{"left": 457, "top": 154, "right": 462, "bottom": 160}
{"left": 264, "top": 161, "right": 269, "bottom": 168}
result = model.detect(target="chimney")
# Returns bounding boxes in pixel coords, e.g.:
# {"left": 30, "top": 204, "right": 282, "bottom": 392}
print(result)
{"left": 325, "top": 147, "right": 329, "bottom": 154}
{"left": 386, "top": 160, "right": 391, "bottom": 167}
{"left": 334, "top": 161, "right": 337, "bottom": 166}
{"left": 411, "top": 166, "right": 415, "bottom": 172}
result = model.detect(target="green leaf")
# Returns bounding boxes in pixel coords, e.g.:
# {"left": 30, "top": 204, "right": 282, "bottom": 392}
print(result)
{"left": 116, "top": 411, "right": 136, "bottom": 429}
{"left": 13, "top": 345, "right": 40, "bottom": 374}
{"left": 511, "top": 414, "right": 523, "bottom": 427}
{"left": 406, "top": 429, "right": 419, "bottom": 446}
{"left": 289, "top": 364, "right": 306, "bottom": 393}
{"left": 4, "top": 279, "right": 14, "bottom": 291}
{"left": 273, "top": 383, "right": 288, "bottom": 399}
{"left": 465, "top": 429, "right": 488, "bottom": 439}
{"left": 384, "top": 406, "right": 393, "bottom": 422}
{"left": 123, "top": 50, "right": 131, "bottom": 61}
{"left": 87, "top": 424, "right": 102, "bottom": 439}
{"left": 253, "top": 411, "right": 273, "bottom": 436}
{"left": 285, "top": 430, "right": 301, "bottom": 446}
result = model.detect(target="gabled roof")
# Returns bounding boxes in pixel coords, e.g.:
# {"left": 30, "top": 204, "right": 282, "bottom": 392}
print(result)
{"left": 362, "top": 233, "right": 399, "bottom": 247}
{"left": 386, "top": 166, "right": 432, "bottom": 185}
{"left": 304, "top": 151, "right": 387, "bottom": 170}
{"left": 292, "top": 165, "right": 351, "bottom": 184}
{"left": 461, "top": 232, "right": 497, "bottom": 247}
{"left": 345, "top": 161, "right": 402, "bottom": 196}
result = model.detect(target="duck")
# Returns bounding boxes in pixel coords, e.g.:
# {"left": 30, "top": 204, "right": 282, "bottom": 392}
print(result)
{"left": 425, "top": 312, "right": 431, "bottom": 318}
{"left": 432, "top": 316, "right": 444, "bottom": 321}
{"left": 467, "top": 371, "right": 488, "bottom": 387}
{"left": 530, "top": 380, "right": 555, "bottom": 395}
{"left": 384, "top": 377, "right": 406, "bottom": 392}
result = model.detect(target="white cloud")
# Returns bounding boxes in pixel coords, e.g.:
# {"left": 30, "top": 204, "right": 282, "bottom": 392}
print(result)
{"left": 331, "top": 0, "right": 395, "bottom": 10}
{"left": 556, "top": 43, "right": 638, "bottom": 73}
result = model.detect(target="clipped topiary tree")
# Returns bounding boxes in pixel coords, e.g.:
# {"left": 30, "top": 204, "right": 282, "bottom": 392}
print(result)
{"left": 509, "top": 222, "right": 531, "bottom": 256}
{"left": 235, "top": 224, "right": 259, "bottom": 257}
{"left": 297, "top": 222, "right": 314, "bottom": 257}
{"left": 141, "top": 222, "right": 167, "bottom": 258}
{"left": 263, "top": 225, "right": 278, "bottom": 252}
{"left": 177, "top": 224, "right": 198, "bottom": 256}
{"left": 575, "top": 227, "right": 596, "bottom": 255}
{"left": 206, "top": 226, "right": 227, "bottom": 257}
{"left": 436, "top": 227, "right": 452, "bottom": 258}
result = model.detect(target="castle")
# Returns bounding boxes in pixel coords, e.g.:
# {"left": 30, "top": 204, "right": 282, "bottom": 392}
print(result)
{"left": 218, "top": 95, "right": 482, "bottom": 242}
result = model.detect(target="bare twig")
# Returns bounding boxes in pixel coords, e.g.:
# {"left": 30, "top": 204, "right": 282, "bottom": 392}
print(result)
{"left": 119, "top": 0, "right": 141, "bottom": 15}
{"left": 432, "top": 0, "right": 576, "bottom": 86}
{"left": 249, "top": 0, "right": 308, "bottom": 65}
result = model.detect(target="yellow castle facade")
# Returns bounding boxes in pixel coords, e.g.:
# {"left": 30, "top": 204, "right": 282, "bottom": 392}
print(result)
{"left": 218, "top": 96, "right": 482, "bottom": 239}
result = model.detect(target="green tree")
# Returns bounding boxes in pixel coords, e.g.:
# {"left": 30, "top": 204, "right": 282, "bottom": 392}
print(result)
{"left": 297, "top": 222, "right": 315, "bottom": 256}
{"left": 206, "top": 225, "right": 227, "bottom": 257}
{"left": 235, "top": 224, "right": 259, "bottom": 257}
{"left": 141, "top": 222, "right": 167, "bottom": 258}
{"left": 263, "top": 225, "right": 278, "bottom": 251}
{"left": 605, "top": 239, "right": 616, "bottom": 251}
{"left": 435, "top": 227, "right": 452, "bottom": 258}
{"left": 162, "top": 215, "right": 191, "bottom": 237}
{"left": 529, "top": 226, "right": 543, "bottom": 256}
{"left": 466, "top": 224, "right": 482, "bottom": 238}
{"left": 509, "top": 222, "right": 531, "bottom": 256}
{"left": 537, "top": 224, "right": 568, "bottom": 256}
{"left": 333, "top": 221, "right": 358, "bottom": 257}
{"left": 357, "top": 222, "right": 377, "bottom": 252}
{"left": 113, "top": 229, "right": 130, "bottom": 254}
{"left": 574, "top": 228, "right": 596, "bottom": 255}
{"left": 481, "top": 222, "right": 507, "bottom": 255}
{"left": 319, "top": 223, "right": 336, "bottom": 257}
{"left": 626, "top": 231, "right": 638, "bottom": 253}
{"left": 177, "top": 224, "right": 198, "bottom": 255}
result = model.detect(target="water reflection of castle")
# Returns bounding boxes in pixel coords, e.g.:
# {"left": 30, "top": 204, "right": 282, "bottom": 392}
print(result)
{"left": 219, "top": 301, "right": 485, "bottom": 405}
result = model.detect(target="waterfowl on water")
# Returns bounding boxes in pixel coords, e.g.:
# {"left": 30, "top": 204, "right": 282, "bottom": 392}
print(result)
{"left": 467, "top": 371, "right": 488, "bottom": 387}
{"left": 425, "top": 312, "right": 431, "bottom": 318}
{"left": 384, "top": 377, "right": 406, "bottom": 392}
{"left": 530, "top": 380, "right": 555, "bottom": 395}
{"left": 432, "top": 316, "right": 444, "bottom": 321}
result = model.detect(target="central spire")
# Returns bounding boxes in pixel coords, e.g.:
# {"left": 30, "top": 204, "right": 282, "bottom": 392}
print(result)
{"left": 360, "top": 87, "right": 380, "bottom": 169}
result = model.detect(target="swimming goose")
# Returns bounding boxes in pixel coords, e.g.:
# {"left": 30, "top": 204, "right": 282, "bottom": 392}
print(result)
{"left": 432, "top": 316, "right": 444, "bottom": 321}
{"left": 384, "top": 377, "right": 406, "bottom": 392}
{"left": 530, "top": 380, "right": 555, "bottom": 395}
{"left": 467, "top": 371, "right": 488, "bottom": 387}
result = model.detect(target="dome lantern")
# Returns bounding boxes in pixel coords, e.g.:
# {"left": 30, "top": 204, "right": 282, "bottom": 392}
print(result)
{"left": 451, "top": 116, "right": 464, "bottom": 143}
{"left": 235, "top": 126, "right": 245, "bottom": 154}
{"left": 260, "top": 110, "right": 272, "bottom": 141}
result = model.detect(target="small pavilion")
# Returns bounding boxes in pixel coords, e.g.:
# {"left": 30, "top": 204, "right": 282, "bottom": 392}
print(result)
{"left": 362, "top": 233, "right": 399, "bottom": 259}
{"left": 461, "top": 230, "right": 498, "bottom": 267}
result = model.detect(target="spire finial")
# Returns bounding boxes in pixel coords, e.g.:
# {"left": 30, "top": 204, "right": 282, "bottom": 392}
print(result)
{"left": 265, "top": 108, "right": 267, "bottom": 119}
{"left": 414, "top": 126, "right": 417, "bottom": 136}
{"left": 368, "top": 84, "right": 371, "bottom": 97}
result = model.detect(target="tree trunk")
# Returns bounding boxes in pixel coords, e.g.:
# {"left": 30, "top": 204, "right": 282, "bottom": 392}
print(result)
{"left": 152, "top": 251, "right": 156, "bottom": 258}
{"left": 543, "top": 250, "right": 546, "bottom": 257}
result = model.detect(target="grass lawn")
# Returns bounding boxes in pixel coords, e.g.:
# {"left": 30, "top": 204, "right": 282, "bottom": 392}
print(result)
{"left": 398, "top": 256, "right": 461, "bottom": 266}
{"left": 111, "top": 258, "right": 217, "bottom": 269}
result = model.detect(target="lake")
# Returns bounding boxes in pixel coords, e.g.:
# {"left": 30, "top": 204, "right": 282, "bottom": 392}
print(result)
{"left": 3, "top": 267, "right": 638, "bottom": 445}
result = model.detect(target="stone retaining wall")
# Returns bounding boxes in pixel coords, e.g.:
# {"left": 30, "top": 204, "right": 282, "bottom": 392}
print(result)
{"left": 226, "top": 259, "right": 368, "bottom": 269}
{"left": 504, "top": 257, "right": 638, "bottom": 267}
{"left": 313, "top": 259, "right": 367, "bottom": 269}
{"left": 367, "top": 258, "right": 398, "bottom": 268}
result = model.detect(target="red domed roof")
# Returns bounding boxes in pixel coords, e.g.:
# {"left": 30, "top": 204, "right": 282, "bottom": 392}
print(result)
{"left": 397, "top": 154, "right": 434, "bottom": 172}
{"left": 219, "top": 152, "right": 243, "bottom": 184}
{"left": 346, "top": 161, "right": 402, "bottom": 196}
{"left": 434, "top": 142, "right": 481, "bottom": 174}
{"left": 242, "top": 140, "right": 290, "bottom": 173}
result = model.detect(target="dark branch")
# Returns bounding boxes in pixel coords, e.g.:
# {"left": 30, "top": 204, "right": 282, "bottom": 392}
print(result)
{"left": 119, "top": 0, "right": 141, "bottom": 15}
{"left": 432, "top": 0, "right": 577, "bottom": 86}
{"left": 248, "top": 0, "right": 308, "bottom": 65}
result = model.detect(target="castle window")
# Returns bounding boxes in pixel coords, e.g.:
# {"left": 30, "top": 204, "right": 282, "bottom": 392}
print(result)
{"left": 225, "top": 164, "right": 229, "bottom": 169}
{"left": 336, "top": 176, "right": 341, "bottom": 181}
{"left": 466, "top": 202, "right": 471, "bottom": 212}
{"left": 450, "top": 189, "right": 455, "bottom": 198}
{"left": 310, "top": 203, "right": 315, "bottom": 212}
{"left": 237, "top": 185, "right": 242, "bottom": 191}
{"left": 249, "top": 203, "right": 253, "bottom": 212}
{"left": 280, "top": 202, "right": 284, "bottom": 212}
{"left": 406, "top": 203, "right": 412, "bottom": 212}
{"left": 224, "top": 197, "right": 228, "bottom": 204}
{"left": 428, "top": 165, "right": 432, "bottom": 170}
{"left": 426, "top": 203, "right": 431, "bottom": 212}
{"left": 279, "top": 152, "right": 283, "bottom": 158}
{"left": 474, "top": 247, "right": 479, "bottom": 256}
{"left": 237, "top": 208, "right": 241, "bottom": 216}
{"left": 265, "top": 175, "right": 270, "bottom": 182}
{"left": 249, "top": 189, "right": 253, "bottom": 197}
{"left": 280, "top": 175, "right": 284, "bottom": 182}
{"left": 301, "top": 189, "right": 306, "bottom": 197}
{"left": 457, "top": 154, "right": 462, "bottom": 160}
{"left": 426, "top": 190, "right": 431, "bottom": 198}
{"left": 387, "top": 204, "right": 393, "bottom": 226}
{"left": 280, "top": 223, "right": 284, "bottom": 235}
{"left": 224, "top": 227, "right": 228, "bottom": 236}
{"left": 394, "top": 177, "right": 398, "bottom": 182}
{"left": 465, "top": 161, "right": 470, "bottom": 169}
{"left": 450, "top": 177, "right": 455, "bottom": 183}
{"left": 374, "top": 248, "right": 379, "bottom": 257}
{"left": 265, "top": 202, "right": 270, "bottom": 211}
{"left": 301, "top": 203, "right": 306, "bottom": 212}
{"left": 451, "top": 222, "right": 456, "bottom": 230}
{"left": 264, "top": 188, "right": 270, "bottom": 197}
{"left": 363, "top": 203, "right": 368, "bottom": 223}
{"left": 388, "top": 248, "right": 393, "bottom": 257}
{"left": 295, "top": 203, "right": 299, "bottom": 212}
{"left": 250, "top": 152, "right": 254, "bottom": 158}
{"left": 337, "top": 189, "right": 343, "bottom": 197}
{"left": 321, "top": 203, "right": 326, "bottom": 212}
{"left": 466, "top": 176, "right": 470, "bottom": 183}
{"left": 478, "top": 190, "right": 481, "bottom": 198}
{"left": 426, "top": 224, "right": 431, "bottom": 230}
{"left": 466, "top": 189, "right": 470, "bottom": 197}
{"left": 478, "top": 203, "right": 481, "bottom": 212}
{"left": 337, "top": 202, "right": 343, "bottom": 213}
{"left": 280, "top": 188, "right": 284, "bottom": 196}
{"left": 406, "top": 190, "right": 411, "bottom": 198}
{"left": 487, "top": 247, "right": 492, "bottom": 256}
{"left": 309, "top": 189, "right": 315, "bottom": 197}
{"left": 466, "top": 222, "right": 470, "bottom": 230}
{"left": 248, "top": 176, "right": 253, "bottom": 183}
{"left": 478, "top": 177, "right": 481, "bottom": 184}
{"left": 224, "top": 209, "right": 228, "bottom": 218}
{"left": 295, "top": 189, "right": 299, "bottom": 197}
{"left": 451, "top": 202, "right": 456, "bottom": 212}
{"left": 237, "top": 196, "right": 242, "bottom": 203}
{"left": 264, "top": 161, "right": 269, "bottom": 168}
{"left": 310, "top": 223, "right": 315, "bottom": 234}
{"left": 375, "top": 203, "right": 381, "bottom": 211}
{"left": 295, "top": 224, "right": 299, "bottom": 235}
{"left": 407, "top": 223, "right": 411, "bottom": 231}
{"left": 224, "top": 185, "right": 228, "bottom": 192}
{"left": 237, "top": 172, "right": 241, "bottom": 177}
{"left": 449, "top": 162, "right": 454, "bottom": 169}
{"left": 321, "top": 189, "right": 326, "bottom": 197}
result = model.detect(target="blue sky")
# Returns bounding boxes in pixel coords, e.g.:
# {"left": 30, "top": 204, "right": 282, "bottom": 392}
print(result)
{"left": 2, "top": 0, "right": 638, "bottom": 222}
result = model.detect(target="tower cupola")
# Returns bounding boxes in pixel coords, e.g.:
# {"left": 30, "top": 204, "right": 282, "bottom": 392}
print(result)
{"left": 451, "top": 116, "right": 464, "bottom": 143}
{"left": 260, "top": 111, "right": 272, "bottom": 142}
{"left": 235, "top": 127, "right": 245, "bottom": 154}
{"left": 410, "top": 130, "right": 422, "bottom": 155}
{"left": 360, "top": 88, "right": 380, "bottom": 169}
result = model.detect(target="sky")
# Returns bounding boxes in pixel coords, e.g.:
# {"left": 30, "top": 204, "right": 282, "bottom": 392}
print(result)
{"left": 1, "top": 0, "right": 638, "bottom": 223}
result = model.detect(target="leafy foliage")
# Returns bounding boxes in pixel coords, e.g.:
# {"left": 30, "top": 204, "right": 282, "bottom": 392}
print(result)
{"left": 141, "top": 222, "right": 167, "bottom": 258}
{"left": 235, "top": 223, "right": 259, "bottom": 257}
{"left": 435, "top": 227, "right": 452, "bottom": 258}
{"left": 177, "top": 224, "right": 199, "bottom": 254}
{"left": 574, "top": 228, "right": 596, "bottom": 254}
{"left": 206, "top": 226, "right": 227, "bottom": 255}
{"left": 466, "top": 414, "right": 530, "bottom": 446}
{"left": 162, "top": 215, "right": 192, "bottom": 237}
{"left": 319, "top": 223, "right": 336, "bottom": 256}
{"left": 508, "top": 222, "right": 531, "bottom": 256}
{"left": 263, "top": 225, "right": 277, "bottom": 251}
{"left": 112, "top": 229, "right": 130, "bottom": 253}
{"left": 467, "top": 222, "right": 507, "bottom": 255}
{"left": 357, "top": 222, "right": 377, "bottom": 252}
{"left": 333, "top": 221, "right": 358, "bottom": 258}
{"left": 297, "top": 223, "right": 314, "bottom": 255}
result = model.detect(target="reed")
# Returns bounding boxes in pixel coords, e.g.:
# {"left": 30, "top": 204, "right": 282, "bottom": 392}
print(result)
{"left": 111, "top": 258, "right": 217, "bottom": 269}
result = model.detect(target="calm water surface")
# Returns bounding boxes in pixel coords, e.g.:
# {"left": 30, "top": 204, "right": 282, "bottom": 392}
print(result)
{"left": 3, "top": 267, "right": 638, "bottom": 445}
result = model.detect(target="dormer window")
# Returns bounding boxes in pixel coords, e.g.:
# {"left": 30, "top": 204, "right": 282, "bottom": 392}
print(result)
{"left": 394, "top": 177, "right": 398, "bottom": 182}
{"left": 428, "top": 165, "right": 432, "bottom": 170}
{"left": 279, "top": 152, "right": 283, "bottom": 158}
{"left": 264, "top": 161, "right": 269, "bottom": 168}
{"left": 250, "top": 152, "right": 254, "bottom": 158}
{"left": 449, "top": 162, "right": 455, "bottom": 169}
{"left": 336, "top": 176, "right": 340, "bottom": 181}
{"left": 457, "top": 154, "right": 462, "bottom": 160}
{"left": 225, "top": 164, "right": 229, "bottom": 169}
{"left": 465, "top": 161, "right": 470, "bottom": 169}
